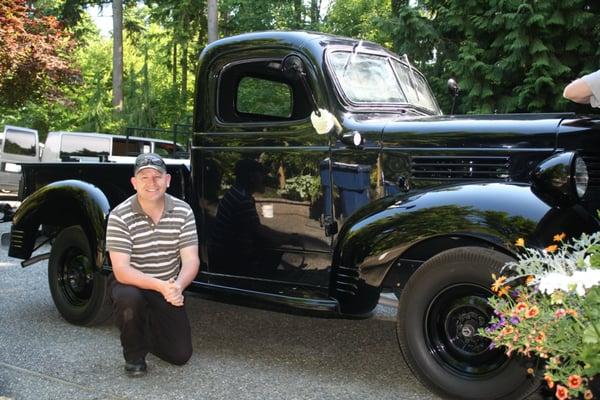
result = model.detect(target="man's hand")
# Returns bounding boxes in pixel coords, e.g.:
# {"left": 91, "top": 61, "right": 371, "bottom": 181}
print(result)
{"left": 162, "top": 278, "right": 184, "bottom": 307}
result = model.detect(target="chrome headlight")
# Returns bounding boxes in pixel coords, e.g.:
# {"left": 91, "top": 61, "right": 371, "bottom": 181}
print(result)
{"left": 530, "top": 151, "right": 588, "bottom": 206}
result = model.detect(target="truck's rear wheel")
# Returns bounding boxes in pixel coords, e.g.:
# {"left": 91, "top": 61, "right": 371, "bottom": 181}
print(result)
{"left": 48, "top": 226, "right": 111, "bottom": 326}
{"left": 397, "top": 246, "right": 539, "bottom": 400}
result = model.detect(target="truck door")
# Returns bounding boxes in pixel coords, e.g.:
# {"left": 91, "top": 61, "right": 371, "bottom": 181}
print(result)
{"left": 324, "top": 51, "right": 390, "bottom": 230}
{"left": 198, "top": 51, "right": 333, "bottom": 295}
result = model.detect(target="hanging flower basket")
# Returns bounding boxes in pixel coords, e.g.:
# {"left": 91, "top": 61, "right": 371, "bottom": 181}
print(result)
{"left": 480, "top": 232, "right": 600, "bottom": 399}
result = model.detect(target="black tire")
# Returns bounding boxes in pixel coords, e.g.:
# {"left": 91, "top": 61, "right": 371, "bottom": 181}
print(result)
{"left": 48, "top": 226, "right": 112, "bottom": 326}
{"left": 397, "top": 247, "right": 539, "bottom": 400}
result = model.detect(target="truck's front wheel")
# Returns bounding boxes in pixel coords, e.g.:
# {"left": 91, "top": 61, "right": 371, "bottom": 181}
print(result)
{"left": 48, "top": 226, "right": 112, "bottom": 326}
{"left": 397, "top": 247, "right": 539, "bottom": 400}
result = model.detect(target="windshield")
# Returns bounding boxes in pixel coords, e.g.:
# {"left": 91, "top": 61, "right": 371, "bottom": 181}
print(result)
{"left": 327, "top": 51, "right": 440, "bottom": 114}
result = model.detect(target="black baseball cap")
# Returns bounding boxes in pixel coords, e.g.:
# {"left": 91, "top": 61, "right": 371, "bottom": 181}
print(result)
{"left": 134, "top": 153, "right": 167, "bottom": 175}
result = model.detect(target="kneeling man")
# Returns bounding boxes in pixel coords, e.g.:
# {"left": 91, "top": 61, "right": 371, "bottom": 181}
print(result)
{"left": 106, "top": 153, "right": 199, "bottom": 377}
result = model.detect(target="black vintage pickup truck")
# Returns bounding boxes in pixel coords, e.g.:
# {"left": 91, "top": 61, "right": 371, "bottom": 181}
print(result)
{"left": 5, "top": 31, "right": 600, "bottom": 400}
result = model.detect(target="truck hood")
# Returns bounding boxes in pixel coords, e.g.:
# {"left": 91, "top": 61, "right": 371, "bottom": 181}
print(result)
{"left": 375, "top": 113, "right": 572, "bottom": 150}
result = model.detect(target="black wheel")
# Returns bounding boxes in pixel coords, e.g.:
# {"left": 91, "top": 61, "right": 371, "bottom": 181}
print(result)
{"left": 48, "top": 226, "right": 112, "bottom": 326}
{"left": 397, "top": 247, "right": 539, "bottom": 400}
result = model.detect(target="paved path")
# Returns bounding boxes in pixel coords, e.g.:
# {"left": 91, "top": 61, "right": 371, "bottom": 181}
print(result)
{"left": 0, "top": 222, "right": 439, "bottom": 400}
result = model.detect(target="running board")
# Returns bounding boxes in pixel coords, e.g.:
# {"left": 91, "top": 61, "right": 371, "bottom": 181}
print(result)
{"left": 189, "top": 281, "right": 340, "bottom": 313}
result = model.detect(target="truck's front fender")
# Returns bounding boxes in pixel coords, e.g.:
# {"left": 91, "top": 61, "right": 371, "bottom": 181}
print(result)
{"left": 9, "top": 180, "right": 111, "bottom": 269}
{"left": 331, "top": 182, "right": 599, "bottom": 314}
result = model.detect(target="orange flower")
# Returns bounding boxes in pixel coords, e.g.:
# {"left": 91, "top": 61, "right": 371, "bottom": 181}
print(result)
{"left": 566, "top": 309, "right": 578, "bottom": 317}
{"left": 545, "top": 244, "right": 558, "bottom": 253}
{"left": 568, "top": 375, "right": 582, "bottom": 389}
{"left": 535, "top": 332, "right": 546, "bottom": 343}
{"left": 555, "top": 384, "right": 569, "bottom": 400}
{"left": 491, "top": 275, "right": 507, "bottom": 292}
{"left": 553, "top": 232, "right": 566, "bottom": 242}
{"left": 515, "top": 238, "right": 525, "bottom": 247}
{"left": 545, "top": 374, "right": 555, "bottom": 389}
{"left": 501, "top": 326, "right": 514, "bottom": 335}
{"left": 525, "top": 306, "right": 540, "bottom": 319}
{"left": 584, "top": 389, "right": 593, "bottom": 399}
{"left": 525, "top": 275, "right": 535, "bottom": 285}
{"left": 497, "top": 285, "right": 511, "bottom": 297}
{"left": 515, "top": 302, "right": 528, "bottom": 314}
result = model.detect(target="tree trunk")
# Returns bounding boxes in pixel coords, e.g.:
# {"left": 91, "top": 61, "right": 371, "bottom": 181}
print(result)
{"left": 293, "top": 0, "right": 302, "bottom": 29}
{"left": 112, "top": 0, "right": 124, "bottom": 113}
{"left": 207, "top": 0, "right": 218, "bottom": 43}
{"left": 310, "top": 0, "right": 319, "bottom": 27}
{"left": 181, "top": 43, "right": 188, "bottom": 102}
{"left": 172, "top": 41, "right": 178, "bottom": 92}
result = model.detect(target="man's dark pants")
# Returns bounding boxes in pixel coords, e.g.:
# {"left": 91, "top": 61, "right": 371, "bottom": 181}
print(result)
{"left": 109, "top": 274, "right": 193, "bottom": 365}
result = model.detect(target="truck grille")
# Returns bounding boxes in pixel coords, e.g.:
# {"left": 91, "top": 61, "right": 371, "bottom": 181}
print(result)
{"left": 334, "top": 265, "right": 359, "bottom": 296}
{"left": 582, "top": 154, "right": 600, "bottom": 204}
{"left": 411, "top": 156, "right": 510, "bottom": 181}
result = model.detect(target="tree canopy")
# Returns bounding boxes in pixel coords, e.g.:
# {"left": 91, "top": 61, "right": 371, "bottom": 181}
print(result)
{"left": 0, "top": 0, "right": 79, "bottom": 108}
{"left": 1, "top": 0, "right": 599, "bottom": 137}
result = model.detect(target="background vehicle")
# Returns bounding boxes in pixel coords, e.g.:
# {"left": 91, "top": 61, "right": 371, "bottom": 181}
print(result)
{"left": 4, "top": 31, "right": 600, "bottom": 400}
{"left": 0, "top": 128, "right": 189, "bottom": 197}
{"left": 41, "top": 131, "right": 188, "bottom": 162}
{"left": 0, "top": 125, "right": 39, "bottom": 197}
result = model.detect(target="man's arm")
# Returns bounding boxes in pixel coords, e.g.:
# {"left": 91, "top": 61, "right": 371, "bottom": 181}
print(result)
{"left": 563, "top": 79, "right": 592, "bottom": 104}
{"left": 175, "top": 245, "right": 200, "bottom": 289}
{"left": 110, "top": 250, "right": 174, "bottom": 299}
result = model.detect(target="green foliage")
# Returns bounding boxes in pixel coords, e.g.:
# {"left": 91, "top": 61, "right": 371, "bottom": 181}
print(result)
{"left": 390, "top": 0, "right": 600, "bottom": 114}
{"left": 237, "top": 78, "right": 292, "bottom": 117}
{"left": 4, "top": 0, "right": 600, "bottom": 138}
{"left": 278, "top": 174, "right": 321, "bottom": 202}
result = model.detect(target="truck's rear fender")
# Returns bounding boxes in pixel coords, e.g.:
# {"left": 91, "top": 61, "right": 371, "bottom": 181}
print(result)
{"left": 330, "top": 182, "right": 600, "bottom": 315}
{"left": 9, "top": 180, "right": 111, "bottom": 269}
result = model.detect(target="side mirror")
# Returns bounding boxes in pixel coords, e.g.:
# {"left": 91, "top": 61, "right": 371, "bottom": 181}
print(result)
{"left": 447, "top": 78, "right": 459, "bottom": 98}
{"left": 447, "top": 78, "right": 460, "bottom": 115}
{"left": 38, "top": 142, "right": 45, "bottom": 161}
{"left": 282, "top": 53, "right": 322, "bottom": 119}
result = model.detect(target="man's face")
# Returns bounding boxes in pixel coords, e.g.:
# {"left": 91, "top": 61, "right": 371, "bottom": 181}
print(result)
{"left": 131, "top": 168, "right": 171, "bottom": 202}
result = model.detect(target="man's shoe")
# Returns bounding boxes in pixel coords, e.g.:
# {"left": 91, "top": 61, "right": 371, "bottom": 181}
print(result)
{"left": 124, "top": 358, "right": 147, "bottom": 377}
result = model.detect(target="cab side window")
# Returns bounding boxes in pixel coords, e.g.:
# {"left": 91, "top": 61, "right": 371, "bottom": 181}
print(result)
{"left": 112, "top": 138, "right": 150, "bottom": 156}
{"left": 60, "top": 135, "right": 110, "bottom": 159}
{"left": 218, "top": 58, "right": 312, "bottom": 123}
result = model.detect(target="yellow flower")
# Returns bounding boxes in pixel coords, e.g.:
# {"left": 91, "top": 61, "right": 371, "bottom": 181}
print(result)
{"left": 491, "top": 275, "right": 507, "bottom": 292}
{"left": 553, "top": 232, "right": 566, "bottom": 242}
{"left": 515, "top": 238, "right": 525, "bottom": 247}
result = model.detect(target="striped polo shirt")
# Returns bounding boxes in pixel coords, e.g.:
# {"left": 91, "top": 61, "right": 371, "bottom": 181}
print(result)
{"left": 106, "top": 193, "right": 198, "bottom": 280}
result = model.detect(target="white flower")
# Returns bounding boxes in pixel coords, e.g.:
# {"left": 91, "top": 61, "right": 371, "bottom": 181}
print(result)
{"left": 538, "top": 269, "right": 600, "bottom": 296}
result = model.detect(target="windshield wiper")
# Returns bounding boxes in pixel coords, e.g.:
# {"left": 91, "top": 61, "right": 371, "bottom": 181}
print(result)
{"left": 342, "top": 40, "right": 363, "bottom": 78}
{"left": 402, "top": 54, "right": 420, "bottom": 102}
